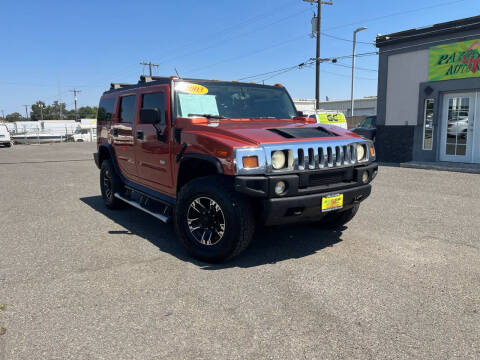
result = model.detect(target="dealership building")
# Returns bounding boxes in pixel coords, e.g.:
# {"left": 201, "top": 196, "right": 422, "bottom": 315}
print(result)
{"left": 375, "top": 15, "right": 480, "bottom": 164}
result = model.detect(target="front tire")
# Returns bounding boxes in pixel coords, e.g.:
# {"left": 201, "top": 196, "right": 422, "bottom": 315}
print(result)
{"left": 315, "top": 204, "right": 359, "bottom": 230}
{"left": 175, "top": 176, "right": 255, "bottom": 263}
{"left": 100, "top": 160, "right": 125, "bottom": 209}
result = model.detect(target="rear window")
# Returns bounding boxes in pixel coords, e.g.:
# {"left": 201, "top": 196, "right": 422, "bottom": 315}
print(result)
{"left": 119, "top": 95, "right": 136, "bottom": 123}
{"left": 97, "top": 98, "right": 116, "bottom": 123}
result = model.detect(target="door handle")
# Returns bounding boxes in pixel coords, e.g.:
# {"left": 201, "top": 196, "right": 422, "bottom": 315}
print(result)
{"left": 136, "top": 130, "right": 144, "bottom": 140}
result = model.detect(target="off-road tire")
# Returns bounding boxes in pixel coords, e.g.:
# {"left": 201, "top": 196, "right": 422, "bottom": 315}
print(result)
{"left": 315, "top": 204, "right": 359, "bottom": 230}
{"left": 100, "top": 160, "right": 125, "bottom": 210}
{"left": 175, "top": 176, "right": 255, "bottom": 263}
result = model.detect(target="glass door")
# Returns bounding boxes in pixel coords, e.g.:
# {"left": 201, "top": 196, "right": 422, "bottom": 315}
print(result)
{"left": 440, "top": 93, "right": 476, "bottom": 163}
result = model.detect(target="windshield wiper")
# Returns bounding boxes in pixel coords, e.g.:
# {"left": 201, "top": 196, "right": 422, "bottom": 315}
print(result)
{"left": 188, "top": 113, "right": 228, "bottom": 120}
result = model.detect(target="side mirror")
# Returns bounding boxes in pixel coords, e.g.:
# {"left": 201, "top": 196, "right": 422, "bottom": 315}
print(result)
{"left": 140, "top": 108, "right": 162, "bottom": 124}
{"left": 297, "top": 110, "right": 304, "bottom": 117}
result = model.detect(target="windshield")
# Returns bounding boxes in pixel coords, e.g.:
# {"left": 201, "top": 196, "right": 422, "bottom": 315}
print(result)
{"left": 174, "top": 81, "right": 297, "bottom": 119}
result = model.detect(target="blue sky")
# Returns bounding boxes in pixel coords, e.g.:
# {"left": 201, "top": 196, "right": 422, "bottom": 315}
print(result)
{"left": 0, "top": 0, "right": 478, "bottom": 114}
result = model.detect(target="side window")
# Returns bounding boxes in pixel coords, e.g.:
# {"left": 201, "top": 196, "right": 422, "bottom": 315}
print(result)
{"left": 119, "top": 95, "right": 136, "bottom": 123}
{"left": 97, "top": 97, "right": 116, "bottom": 123}
{"left": 141, "top": 92, "right": 165, "bottom": 124}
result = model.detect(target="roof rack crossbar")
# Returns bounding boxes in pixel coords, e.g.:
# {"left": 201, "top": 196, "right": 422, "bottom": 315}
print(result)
{"left": 110, "top": 83, "right": 135, "bottom": 90}
{"left": 139, "top": 75, "right": 173, "bottom": 83}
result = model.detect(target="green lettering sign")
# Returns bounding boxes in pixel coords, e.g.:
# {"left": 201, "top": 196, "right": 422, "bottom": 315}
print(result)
{"left": 429, "top": 39, "right": 480, "bottom": 81}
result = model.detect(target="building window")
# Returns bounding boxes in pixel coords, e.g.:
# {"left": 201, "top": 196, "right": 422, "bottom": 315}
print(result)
{"left": 423, "top": 99, "right": 434, "bottom": 150}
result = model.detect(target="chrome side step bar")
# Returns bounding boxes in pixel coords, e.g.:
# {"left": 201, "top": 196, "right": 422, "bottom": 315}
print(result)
{"left": 114, "top": 193, "right": 170, "bottom": 223}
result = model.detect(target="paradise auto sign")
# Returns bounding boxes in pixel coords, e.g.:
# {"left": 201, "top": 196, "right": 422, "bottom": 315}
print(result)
{"left": 429, "top": 39, "right": 480, "bottom": 81}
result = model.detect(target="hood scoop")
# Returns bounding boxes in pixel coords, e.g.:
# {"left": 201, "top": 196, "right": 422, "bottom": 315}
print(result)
{"left": 268, "top": 127, "right": 337, "bottom": 139}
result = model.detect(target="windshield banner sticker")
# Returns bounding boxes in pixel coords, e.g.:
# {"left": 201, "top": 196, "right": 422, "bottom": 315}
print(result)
{"left": 176, "top": 83, "right": 209, "bottom": 95}
{"left": 178, "top": 93, "right": 219, "bottom": 117}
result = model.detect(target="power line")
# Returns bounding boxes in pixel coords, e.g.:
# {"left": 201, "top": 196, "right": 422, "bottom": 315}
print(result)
{"left": 326, "top": 0, "right": 468, "bottom": 31}
{"left": 187, "top": 33, "right": 309, "bottom": 75}
{"left": 331, "top": 62, "right": 378, "bottom": 72}
{"left": 158, "top": 7, "right": 312, "bottom": 67}
{"left": 139, "top": 61, "right": 160, "bottom": 77}
{"left": 322, "top": 32, "right": 373, "bottom": 45}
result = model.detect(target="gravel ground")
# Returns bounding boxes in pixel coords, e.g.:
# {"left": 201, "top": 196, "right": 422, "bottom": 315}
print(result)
{"left": 0, "top": 143, "right": 479, "bottom": 360}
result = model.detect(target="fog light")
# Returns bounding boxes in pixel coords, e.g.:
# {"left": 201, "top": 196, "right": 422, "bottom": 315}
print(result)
{"left": 274, "top": 181, "right": 286, "bottom": 195}
{"left": 362, "top": 171, "right": 369, "bottom": 184}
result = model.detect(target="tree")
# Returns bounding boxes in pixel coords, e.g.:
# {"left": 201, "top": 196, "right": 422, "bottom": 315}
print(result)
{"left": 30, "top": 101, "right": 47, "bottom": 121}
{"left": 5, "top": 112, "right": 25, "bottom": 122}
{"left": 50, "top": 101, "right": 68, "bottom": 120}
{"left": 78, "top": 106, "right": 98, "bottom": 119}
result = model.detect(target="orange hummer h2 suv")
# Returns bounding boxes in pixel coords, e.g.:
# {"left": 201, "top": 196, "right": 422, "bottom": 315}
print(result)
{"left": 94, "top": 76, "right": 378, "bottom": 263}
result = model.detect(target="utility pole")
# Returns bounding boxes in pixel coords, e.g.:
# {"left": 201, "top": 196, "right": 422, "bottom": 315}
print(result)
{"left": 304, "top": 0, "right": 332, "bottom": 110}
{"left": 140, "top": 61, "right": 160, "bottom": 77}
{"left": 1, "top": 110, "right": 4, "bottom": 121}
{"left": 23, "top": 105, "right": 29, "bottom": 121}
{"left": 69, "top": 89, "right": 81, "bottom": 121}
{"left": 40, "top": 104, "right": 44, "bottom": 121}
{"left": 350, "top": 27, "right": 367, "bottom": 117}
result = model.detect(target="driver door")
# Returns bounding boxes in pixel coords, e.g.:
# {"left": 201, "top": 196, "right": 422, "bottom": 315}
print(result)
{"left": 134, "top": 86, "right": 173, "bottom": 195}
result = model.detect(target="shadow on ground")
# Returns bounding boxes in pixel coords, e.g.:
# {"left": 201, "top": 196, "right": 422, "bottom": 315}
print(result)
{"left": 80, "top": 196, "right": 344, "bottom": 269}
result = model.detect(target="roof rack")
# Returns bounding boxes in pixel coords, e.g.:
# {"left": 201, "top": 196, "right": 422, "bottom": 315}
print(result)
{"left": 138, "top": 75, "right": 173, "bottom": 83}
{"left": 110, "top": 83, "right": 135, "bottom": 90}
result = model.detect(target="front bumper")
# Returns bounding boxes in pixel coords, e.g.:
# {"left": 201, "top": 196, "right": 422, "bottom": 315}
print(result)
{"left": 234, "top": 163, "right": 377, "bottom": 226}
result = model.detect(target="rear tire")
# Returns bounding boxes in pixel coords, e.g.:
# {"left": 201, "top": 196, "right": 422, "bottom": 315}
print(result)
{"left": 100, "top": 160, "right": 125, "bottom": 209}
{"left": 315, "top": 204, "right": 359, "bottom": 230}
{"left": 175, "top": 176, "right": 255, "bottom": 263}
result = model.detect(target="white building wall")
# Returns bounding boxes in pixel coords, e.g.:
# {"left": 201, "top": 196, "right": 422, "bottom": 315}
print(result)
{"left": 386, "top": 49, "right": 429, "bottom": 126}
{"left": 294, "top": 98, "right": 377, "bottom": 116}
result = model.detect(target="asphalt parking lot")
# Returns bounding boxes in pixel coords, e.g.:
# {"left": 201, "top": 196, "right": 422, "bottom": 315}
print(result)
{"left": 0, "top": 143, "right": 479, "bottom": 360}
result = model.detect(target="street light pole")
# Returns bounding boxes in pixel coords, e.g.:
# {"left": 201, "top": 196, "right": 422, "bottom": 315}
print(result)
{"left": 350, "top": 26, "right": 367, "bottom": 117}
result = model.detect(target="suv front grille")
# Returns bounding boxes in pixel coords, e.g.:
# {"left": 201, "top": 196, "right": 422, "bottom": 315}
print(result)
{"left": 296, "top": 144, "right": 356, "bottom": 170}
{"left": 234, "top": 139, "right": 374, "bottom": 175}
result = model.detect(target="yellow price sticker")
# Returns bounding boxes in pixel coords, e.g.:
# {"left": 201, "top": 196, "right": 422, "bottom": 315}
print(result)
{"left": 177, "top": 83, "right": 209, "bottom": 95}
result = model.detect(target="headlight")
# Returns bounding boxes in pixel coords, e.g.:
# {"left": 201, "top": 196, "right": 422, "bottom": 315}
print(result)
{"left": 356, "top": 144, "right": 366, "bottom": 162}
{"left": 271, "top": 150, "right": 286, "bottom": 169}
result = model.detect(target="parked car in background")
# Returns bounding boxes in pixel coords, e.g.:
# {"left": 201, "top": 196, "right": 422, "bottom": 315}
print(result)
{"left": 447, "top": 116, "right": 468, "bottom": 139}
{"left": 70, "top": 127, "right": 97, "bottom": 142}
{"left": 352, "top": 115, "right": 376, "bottom": 142}
{"left": 0, "top": 124, "right": 12, "bottom": 147}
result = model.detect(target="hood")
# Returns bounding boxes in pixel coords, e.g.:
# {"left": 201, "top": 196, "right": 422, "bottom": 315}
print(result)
{"left": 176, "top": 117, "right": 362, "bottom": 146}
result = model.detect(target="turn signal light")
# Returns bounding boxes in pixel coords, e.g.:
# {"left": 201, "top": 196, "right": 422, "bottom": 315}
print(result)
{"left": 370, "top": 145, "right": 376, "bottom": 156}
{"left": 242, "top": 156, "right": 259, "bottom": 168}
